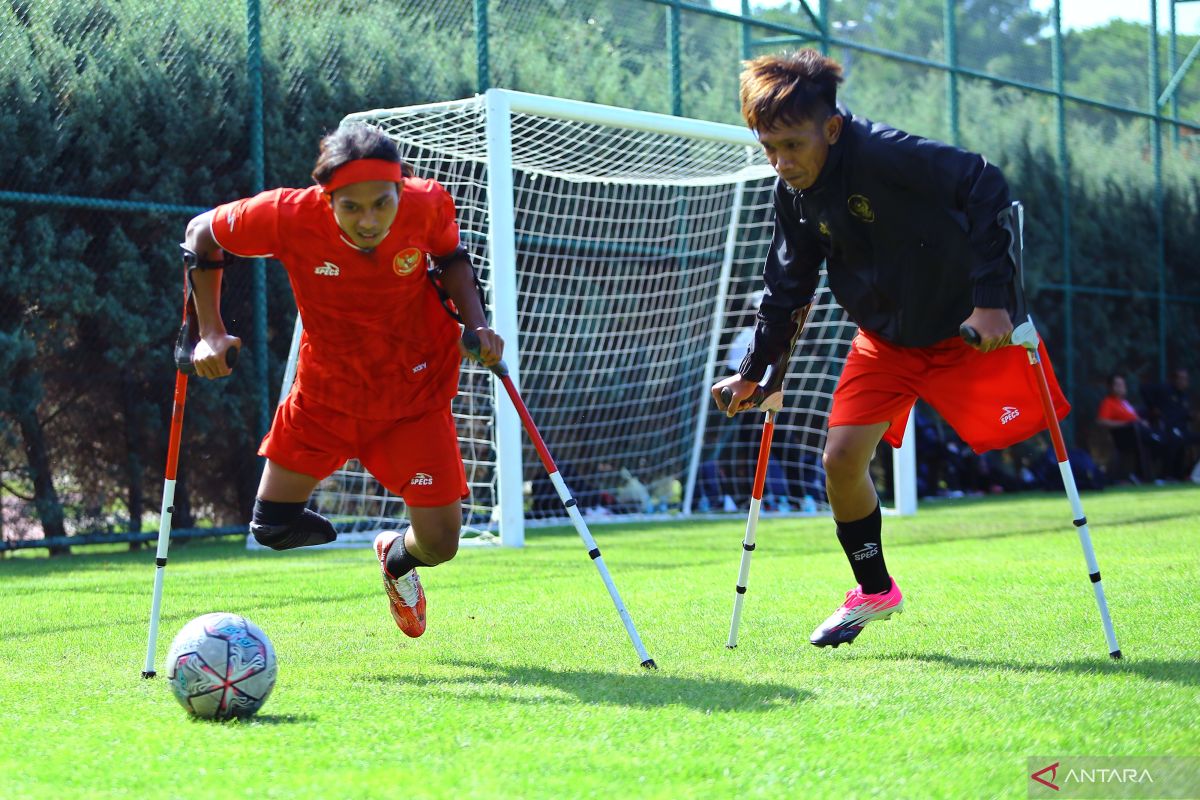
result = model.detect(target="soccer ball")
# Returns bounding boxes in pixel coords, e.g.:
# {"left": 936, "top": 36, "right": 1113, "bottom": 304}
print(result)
{"left": 165, "top": 612, "right": 277, "bottom": 720}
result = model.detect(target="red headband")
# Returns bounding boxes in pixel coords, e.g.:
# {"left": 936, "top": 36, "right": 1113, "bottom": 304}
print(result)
{"left": 320, "top": 159, "right": 405, "bottom": 194}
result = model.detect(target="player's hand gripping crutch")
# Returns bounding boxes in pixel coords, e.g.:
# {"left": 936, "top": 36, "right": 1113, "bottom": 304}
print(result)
{"left": 462, "top": 329, "right": 657, "bottom": 670}
{"left": 961, "top": 201, "right": 1120, "bottom": 660}
{"left": 142, "top": 248, "right": 238, "bottom": 678}
{"left": 720, "top": 308, "right": 807, "bottom": 649}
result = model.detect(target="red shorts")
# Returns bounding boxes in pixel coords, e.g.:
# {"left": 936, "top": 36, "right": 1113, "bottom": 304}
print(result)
{"left": 828, "top": 331, "right": 1071, "bottom": 454}
{"left": 258, "top": 390, "right": 468, "bottom": 507}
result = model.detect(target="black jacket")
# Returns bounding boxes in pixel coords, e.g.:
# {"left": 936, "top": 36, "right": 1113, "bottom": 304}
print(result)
{"left": 739, "top": 110, "right": 1013, "bottom": 383}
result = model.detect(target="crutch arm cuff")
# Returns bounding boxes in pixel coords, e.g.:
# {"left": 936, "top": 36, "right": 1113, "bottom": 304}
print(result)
{"left": 180, "top": 244, "right": 228, "bottom": 271}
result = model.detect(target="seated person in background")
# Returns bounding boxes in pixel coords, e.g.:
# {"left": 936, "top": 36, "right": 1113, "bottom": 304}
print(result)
{"left": 1096, "top": 373, "right": 1153, "bottom": 483}
{"left": 615, "top": 467, "right": 654, "bottom": 514}
{"left": 697, "top": 459, "right": 738, "bottom": 512}
{"left": 1143, "top": 367, "right": 1199, "bottom": 481}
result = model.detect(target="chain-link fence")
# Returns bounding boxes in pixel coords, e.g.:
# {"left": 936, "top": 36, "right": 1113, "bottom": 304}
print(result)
{"left": 2, "top": 0, "right": 1197, "bottom": 546}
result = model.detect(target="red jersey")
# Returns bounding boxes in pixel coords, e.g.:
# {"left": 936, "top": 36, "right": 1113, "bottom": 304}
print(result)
{"left": 1097, "top": 395, "right": 1139, "bottom": 424}
{"left": 211, "top": 179, "right": 463, "bottom": 420}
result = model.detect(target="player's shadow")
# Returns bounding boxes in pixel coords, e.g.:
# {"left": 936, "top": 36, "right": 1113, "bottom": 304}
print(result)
{"left": 866, "top": 652, "right": 1200, "bottom": 687}
{"left": 240, "top": 713, "right": 316, "bottom": 725}
{"left": 186, "top": 713, "right": 316, "bottom": 726}
{"left": 367, "top": 658, "right": 810, "bottom": 712}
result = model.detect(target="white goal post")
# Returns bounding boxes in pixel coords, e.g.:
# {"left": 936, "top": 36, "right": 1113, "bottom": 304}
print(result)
{"left": 255, "top": 89, "right": 916, "bottom": 551}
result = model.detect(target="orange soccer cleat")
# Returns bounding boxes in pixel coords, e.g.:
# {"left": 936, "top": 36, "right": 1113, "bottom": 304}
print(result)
{"left": 373, "top": 530, "right": 427, "bottom": 638}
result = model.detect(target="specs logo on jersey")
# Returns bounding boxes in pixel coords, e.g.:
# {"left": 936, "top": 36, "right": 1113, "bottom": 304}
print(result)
{"left": 411, "top": 473, "right": 434, "bottom": 486}
{"left": 848, "top": 194, "right": 875, "bottom": 223}
{"left": 314, "top": 261, "right": 341, "bottom": 277}
{"left": 393, "top": 247, "right": 423, "bottom": 276}
{"left": 1000, "top": 406, "right": 1020, "bottom": 424}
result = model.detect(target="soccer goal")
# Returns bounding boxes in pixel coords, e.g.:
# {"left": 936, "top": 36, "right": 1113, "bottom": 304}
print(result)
{"left": 258, "top": 89, "right": 916, "bottom": 550}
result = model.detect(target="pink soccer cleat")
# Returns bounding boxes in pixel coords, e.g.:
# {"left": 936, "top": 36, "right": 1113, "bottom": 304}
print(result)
{"left": 810, "top": 578, "right": 904, "bottom": 648}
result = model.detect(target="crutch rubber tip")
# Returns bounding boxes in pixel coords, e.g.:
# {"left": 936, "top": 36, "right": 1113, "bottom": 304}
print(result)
{"left": 1110, "top": 650, "right": 1122, "bottom": 660}
{"left": 641, "top": 659, "right": 658, "bottom": 670}
{"left": 725, "top": 644, "right": 736, "bottom": 650}
{"left": 141, "top": 670, "right": 157, "bottom": 679}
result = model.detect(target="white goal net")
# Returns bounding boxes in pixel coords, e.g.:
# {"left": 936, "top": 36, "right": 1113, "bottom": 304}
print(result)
{"left": 257, "top": 89, "right": 915, "bottom": 550}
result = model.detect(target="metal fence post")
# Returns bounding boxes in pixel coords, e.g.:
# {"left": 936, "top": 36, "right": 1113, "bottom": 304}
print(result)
{"left": 247, "top": 0, "right": 269, "bottom": 441}
{"left": 475, "top": 0, "right": 490, "bottom": 92}
{"left": 1150, "top": 0, "right": 1167, "bottom": 381}
{"left": 1053, "top": 0, "right": 1075, "bottom": 440}
{"left": 669, "top": 0, "right": 683, "bottom": 116}
{"left": 944, "top": 0, "right": 959, "bottom": 145}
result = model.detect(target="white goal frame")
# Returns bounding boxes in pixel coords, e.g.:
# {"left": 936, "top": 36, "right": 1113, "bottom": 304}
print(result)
{"left": 260, "top": 89, "right": 917, "bottom": 551}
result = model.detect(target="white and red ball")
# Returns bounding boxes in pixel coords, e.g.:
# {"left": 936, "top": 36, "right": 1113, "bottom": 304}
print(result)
{"left": 166, "top": 612, "right": 277, "bottom": 720}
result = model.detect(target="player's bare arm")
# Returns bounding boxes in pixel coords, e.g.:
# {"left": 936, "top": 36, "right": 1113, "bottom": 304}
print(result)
{"left": 183, "top": 210, "right": 241, "bottom": 379}
{"left": 436, "top": 251, "right": 504, "bottom": 367}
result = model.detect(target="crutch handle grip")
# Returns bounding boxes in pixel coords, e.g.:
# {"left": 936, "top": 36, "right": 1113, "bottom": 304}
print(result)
{"left": 178, "top": 344, "right": 239, "bottom": 376}
{"left": 175, "top": 319, "right": 237, "bottom": 376}
{"left": 461, "top": 328, "right": 509, "bottom": 377}
{"left": 720, "top": 385, "right": 766, "bottom": 412}
{"left": 959, "top": 324, "right": 982, "bottom": 347}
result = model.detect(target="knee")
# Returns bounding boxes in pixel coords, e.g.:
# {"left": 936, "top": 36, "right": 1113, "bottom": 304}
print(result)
{"left": 422, "top": 534, "right": 458, "bottom": 566}
{"left": 416, "top": 524, "right": 461, "bottom": 565}
{"left": 823, "top": 444, "right": 869, "bottom": 485}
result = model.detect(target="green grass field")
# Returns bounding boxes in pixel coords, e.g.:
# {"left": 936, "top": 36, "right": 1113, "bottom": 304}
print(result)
{"left": 2, "top": 485, "right": 1197, "bottom": 799}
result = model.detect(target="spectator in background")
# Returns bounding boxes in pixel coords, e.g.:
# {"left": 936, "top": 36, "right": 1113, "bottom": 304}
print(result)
{"left": 1035, "top": 441, "right": 1106, "bottom": 492}
{"left": 1096, "top": 373, "right": 1153, "bottom": 483}
{"left": 615, "top": 467, "right": 654, "bottom": 514}
{"left": 1143, "top": 367, "right": 1199, "bottom": 481}
{"left": 698, "top": 428, "right": 739, "bottom": 512}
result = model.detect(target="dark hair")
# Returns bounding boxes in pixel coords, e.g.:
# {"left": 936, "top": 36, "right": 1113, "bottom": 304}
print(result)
{"left": 1107, "top": 373, "right": 1125, "bottom": 390}
{"left": 311, "top": 123, "right": 413, "bottom": 184}
{"left": 740, "top": 49, "right": 844, "bottom": 132}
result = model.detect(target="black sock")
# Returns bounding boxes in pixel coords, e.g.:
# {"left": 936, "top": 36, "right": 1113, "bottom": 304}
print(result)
{"left": 384, "top": 530, "right": 430, "bottom": 578}
{"left": 835, "top": 503, "right": 890, "bottom": 594}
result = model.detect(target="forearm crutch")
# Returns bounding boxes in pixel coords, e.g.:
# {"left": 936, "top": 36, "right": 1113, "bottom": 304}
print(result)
{"left": 962, "top": 201, "right": 1121, "bottom": 660}
{"left": 721, "top": 307, "right": 807, "bottom": 649}
{"left": 142, "top": 251, "right": 237, "bottom": 678}
{"left": 723, "top": 400, "right": 780, "bottom": 649}
{"left": 463, "top": 330, "right": 656, "bottom": 670}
